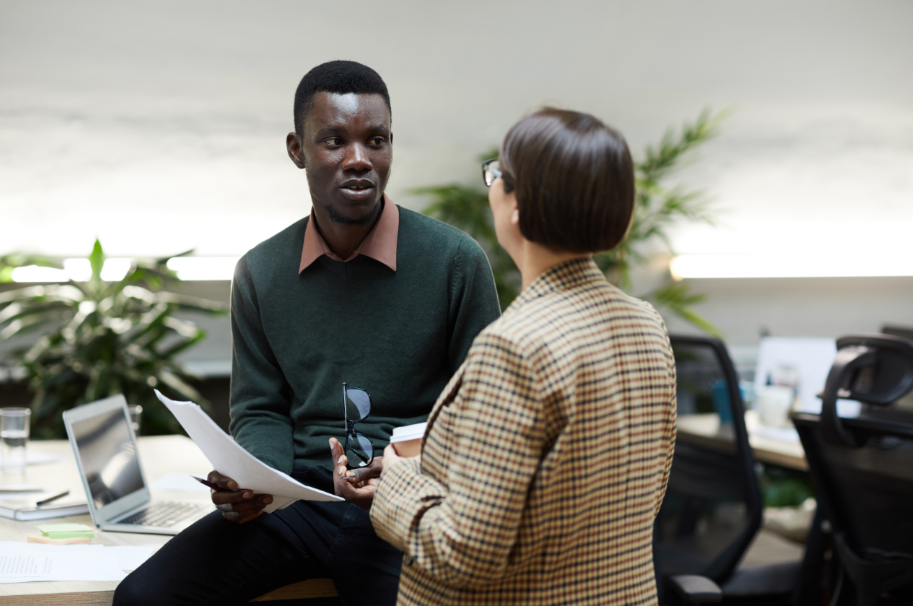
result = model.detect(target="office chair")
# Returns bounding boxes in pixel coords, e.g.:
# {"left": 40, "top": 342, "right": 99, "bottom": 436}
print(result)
{"left": 792, "top": 334, "right": 913, "bottom": 606}
{"left": 655, "top": 334, "right": 803, "bottom": 603}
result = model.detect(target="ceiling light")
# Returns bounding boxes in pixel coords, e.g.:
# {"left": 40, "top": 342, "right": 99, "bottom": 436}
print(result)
{"left": 670, "top": 253, "right": 913, "bottom": 279}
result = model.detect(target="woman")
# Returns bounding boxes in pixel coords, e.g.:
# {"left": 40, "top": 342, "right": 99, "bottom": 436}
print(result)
{"left": 367, "top": 108, "right": 677, "bottom": 605}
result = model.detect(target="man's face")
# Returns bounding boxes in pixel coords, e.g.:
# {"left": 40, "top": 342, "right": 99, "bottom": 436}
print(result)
{"left": 288, "top": 92, "right": 392, "bottom": 226}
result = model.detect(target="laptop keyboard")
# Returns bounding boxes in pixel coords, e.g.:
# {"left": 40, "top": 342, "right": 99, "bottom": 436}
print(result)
{"left": 118, "top": 501, "right": 207, "bottom": 527}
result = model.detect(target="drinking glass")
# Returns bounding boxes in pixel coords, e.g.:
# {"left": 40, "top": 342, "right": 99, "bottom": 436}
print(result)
{"left": 0, "top": 408, "right": 30, "bottom": 473}
{"left": 128, "top": 405, "right": 143, "bottom": 434}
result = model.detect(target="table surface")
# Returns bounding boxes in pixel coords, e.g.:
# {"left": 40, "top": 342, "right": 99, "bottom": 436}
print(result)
{"left": 676, "top": 410, "right": 808, "bottom": 471}
{"left": 0, "top": 435, "right": 215, "bottom": 605}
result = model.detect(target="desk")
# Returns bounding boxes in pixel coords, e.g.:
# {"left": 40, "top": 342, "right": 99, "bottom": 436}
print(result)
{"left": 676, "top": 411, "right": 807, "bottom": 471}
{"left": 0, "top": 436, "right": 337, "bottom": 605}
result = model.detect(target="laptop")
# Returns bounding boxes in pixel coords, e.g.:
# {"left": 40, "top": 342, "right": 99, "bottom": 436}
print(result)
{"left": 63, "top": 394, "right": 213, "bottom": 535}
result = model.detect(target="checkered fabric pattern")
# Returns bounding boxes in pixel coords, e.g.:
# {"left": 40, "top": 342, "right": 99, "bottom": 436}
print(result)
{"left": 371, "top": 257, "right": 677, "bottom": 605}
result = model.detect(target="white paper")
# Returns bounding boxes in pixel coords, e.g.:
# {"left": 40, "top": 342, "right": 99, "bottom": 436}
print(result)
{"left": 0, "top": 485, "right": 44, "bottom": 493}
{"left": 754, "top": 337, "right": 837, "bottom": 414}
{"left": 25, "top": 450, "right": 64, "bottom": 466}
{"left": 0, "top": 542, "right": 155, "bottom": 583}
{"left": 751, "top": 425, "right": 801, "bottom": 443}
{"left": 154, "top": 390, "right": 342, "bottom": 512}
{"left": 0, "top": 491, "right": 44, "bottom": 501}
{"left": 93, "top": 545, "right": 157, "bottom": 572}
{"left": 149, "top": 472, "right": 211, "bottom": 494}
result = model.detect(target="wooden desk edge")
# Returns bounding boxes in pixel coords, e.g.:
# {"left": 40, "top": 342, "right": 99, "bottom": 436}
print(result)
{"left": 1, "top": 589, "right": 115, "bottom": 606}
{"left": 252, "top": 578, "right": 339, "bottom": 601}
{"left": 750, "top": 441, "right": 808, "bottom": 471}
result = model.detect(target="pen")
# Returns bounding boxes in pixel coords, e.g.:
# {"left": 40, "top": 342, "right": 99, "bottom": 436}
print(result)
{"left": 191, "top": 475, "right": 221, "bottom": 491}
{"left": 36, "top": 490, "right": 69, "bottom": 506}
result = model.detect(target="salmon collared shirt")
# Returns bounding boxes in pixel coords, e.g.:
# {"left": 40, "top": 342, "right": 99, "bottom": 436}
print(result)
{"left": 299, "top": 196, "right": 399, "bottom": 273}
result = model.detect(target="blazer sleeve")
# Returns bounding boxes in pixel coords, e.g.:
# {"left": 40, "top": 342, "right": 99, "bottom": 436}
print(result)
{"left": 228, "top": 255, "right": 295, "bottom": 474}
{"left": 654, "top": 327, "right": 678, "bottom": 516}
{"left": 371, "top": 330, "right": 544, "bottom": 589}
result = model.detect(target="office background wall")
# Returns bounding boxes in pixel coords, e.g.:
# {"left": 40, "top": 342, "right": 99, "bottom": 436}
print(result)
{"left": 2, "top": 0, "right": 912, "bottom": 371}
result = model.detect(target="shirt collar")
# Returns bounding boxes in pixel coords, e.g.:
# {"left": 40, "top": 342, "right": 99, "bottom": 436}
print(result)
{"left": 503, "top": 257, "right": 606, "bottom": 315}
{"left": 299, "top": 196, "right": 399, "bottom": 273}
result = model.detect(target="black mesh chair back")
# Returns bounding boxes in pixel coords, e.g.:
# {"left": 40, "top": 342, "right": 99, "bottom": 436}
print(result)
{"left": 793, "top": 334, "right": 913, "bottom": 606}
{"left": 655, "top": 335, "right": 762, "bottom": 583}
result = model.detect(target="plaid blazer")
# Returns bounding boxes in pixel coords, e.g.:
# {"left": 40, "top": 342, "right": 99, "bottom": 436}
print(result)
{"left": 371, "top": 258, "right": 677, "bottom": 606}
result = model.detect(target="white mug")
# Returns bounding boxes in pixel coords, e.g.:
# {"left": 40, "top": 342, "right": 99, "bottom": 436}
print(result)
{"left": 756, "top": 385, "right": 795, "bottom": 428}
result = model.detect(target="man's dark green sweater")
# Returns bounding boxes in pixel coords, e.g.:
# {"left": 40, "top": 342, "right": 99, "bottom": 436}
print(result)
{"left": 229, "top": 205, "right": 501, "bottom": 474}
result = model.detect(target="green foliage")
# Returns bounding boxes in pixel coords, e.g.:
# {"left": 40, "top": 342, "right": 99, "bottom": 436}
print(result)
{"left": 759, "top": 465, "right": 815, "bottom": 508}
{"left": 0, "top": 254, "right": 61, "bottom": 284}
{"left": 419, "top": 110, "right": 727, "bottom": 336}
{"left": 0, "top": 240, "right": 226, "bottom": 438}
{"left": 414, "top": 168, "right": 520, "bottom": 309}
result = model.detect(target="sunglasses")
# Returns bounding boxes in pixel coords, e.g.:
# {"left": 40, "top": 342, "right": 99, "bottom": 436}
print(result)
{"left": 342, "top": 382, "right": 376, "bottom": 469}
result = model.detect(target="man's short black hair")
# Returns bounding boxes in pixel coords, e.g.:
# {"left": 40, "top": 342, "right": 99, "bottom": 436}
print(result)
{"left": 293, "top": 60, "right": 391, "bottom": 136}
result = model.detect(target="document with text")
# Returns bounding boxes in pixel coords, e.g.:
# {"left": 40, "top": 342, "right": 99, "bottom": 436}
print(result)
{"left": 154, "top": 390, "right": 342, "bottom": 512}
{"left": 0, "top": 543, "right": 154, "bottom": 583}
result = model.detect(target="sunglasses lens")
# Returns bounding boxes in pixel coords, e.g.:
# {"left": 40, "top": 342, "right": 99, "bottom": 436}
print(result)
{"left": 347, "top": 433, "right": 374, "bottom": 467}
{"left": 345, "top": 388, "right": 371, "bottom": 420}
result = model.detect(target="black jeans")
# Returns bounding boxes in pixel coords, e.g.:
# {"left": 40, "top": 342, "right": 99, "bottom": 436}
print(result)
{"left": 113, "top": 468, "right": 402, "bottom": 606}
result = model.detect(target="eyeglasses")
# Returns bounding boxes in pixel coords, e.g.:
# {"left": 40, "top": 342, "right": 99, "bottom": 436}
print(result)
{"left": 481, "top": 158, "right": 503, "bottom": 187}
{"left": 342, "top": 382, "right": 376, "bottom": 468}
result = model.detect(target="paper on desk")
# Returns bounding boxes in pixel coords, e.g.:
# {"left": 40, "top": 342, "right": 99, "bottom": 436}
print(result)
{"left": 154, "top": 390, "right": 342, "bottom": 512}
{"left": 149, "top": 472, "right": 211, "bottom": 494}
{"left": 0, "top": 542, "right": 155, "bottom": 583}
{"left": 752, "top": 425, "right": 801, "bottom": 443}
{"left": 25, "top": 450, "right": 64, "bottom": 466}
{"left": 0, "top": 485, "right": 44, "bottom": 493}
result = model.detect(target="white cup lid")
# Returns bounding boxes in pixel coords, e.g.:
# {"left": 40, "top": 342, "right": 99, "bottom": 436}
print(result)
{"left": 390, "top": 422, "right": 427, "bottom": 443}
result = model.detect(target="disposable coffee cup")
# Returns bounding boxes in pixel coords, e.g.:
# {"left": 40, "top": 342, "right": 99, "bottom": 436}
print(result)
{"left": 389, "top": 422, "right": 427, "bottom": 458}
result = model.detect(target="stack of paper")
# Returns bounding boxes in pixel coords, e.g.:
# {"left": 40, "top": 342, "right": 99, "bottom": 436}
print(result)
{"left": 0, "top": 542, "right": 155, "bottom": 583}
{"left": 0, "top": 493, "right": 88, "bottom": 521}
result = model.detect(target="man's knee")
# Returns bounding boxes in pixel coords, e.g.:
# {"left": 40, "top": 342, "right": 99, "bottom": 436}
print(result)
{"left": 113, "top": 569, "right": 161, "bottom": 606}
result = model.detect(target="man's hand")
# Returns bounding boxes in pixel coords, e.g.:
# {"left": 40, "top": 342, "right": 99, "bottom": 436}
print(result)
{"left": 329, "top": 438, "right": 382, "bottom": 510}
{"left": 207, "top": 470, "right": 273, "bottom": 524}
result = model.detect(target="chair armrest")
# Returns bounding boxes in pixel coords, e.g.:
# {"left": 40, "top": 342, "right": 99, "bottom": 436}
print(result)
{"left": 667, "top": 575, "right": 723, "bottom": 604}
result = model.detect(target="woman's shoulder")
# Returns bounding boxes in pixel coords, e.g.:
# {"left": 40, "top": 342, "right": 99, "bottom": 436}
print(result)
{"left": 477, "top": 280, "right": 670, "bottom": 363}
{"left": 503, "top": 278, "right": 664, "bottom": 331}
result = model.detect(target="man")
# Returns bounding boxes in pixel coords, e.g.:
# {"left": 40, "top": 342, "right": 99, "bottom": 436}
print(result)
{"left": 114, "top": 60, "right": 500, "bottom": 605}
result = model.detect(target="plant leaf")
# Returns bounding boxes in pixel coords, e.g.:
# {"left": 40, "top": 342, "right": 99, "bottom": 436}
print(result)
{"left": 89, "top": 239, "right": 105, "bottom": 281}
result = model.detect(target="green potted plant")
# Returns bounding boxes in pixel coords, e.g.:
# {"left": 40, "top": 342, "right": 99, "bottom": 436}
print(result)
{"left": 0, "top": 241, "right": 226, "bottom": 438}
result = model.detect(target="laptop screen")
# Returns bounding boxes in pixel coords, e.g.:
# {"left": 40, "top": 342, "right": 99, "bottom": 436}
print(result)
{"left": 70, "top": 406, "right": 145, "bottom": 509}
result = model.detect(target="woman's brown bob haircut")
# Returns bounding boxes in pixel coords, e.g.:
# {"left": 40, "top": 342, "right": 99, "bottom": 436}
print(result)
{"left": 500, "top": 108, "right": 635, "bottom": 253}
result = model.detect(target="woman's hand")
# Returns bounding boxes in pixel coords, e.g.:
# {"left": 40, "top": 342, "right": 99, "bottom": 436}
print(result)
{"left": 329, "top": 438, "right": 382, "bottom": 510}
{"left": 380, "top": 444, "right": 401, "bottom": 474}
{"left": 380, "top": 444, "right": 420, "bottom": 475}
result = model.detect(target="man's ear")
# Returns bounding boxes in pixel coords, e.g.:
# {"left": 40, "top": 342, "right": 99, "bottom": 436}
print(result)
{"left": 510, "top": 200, "right": 520, "bottom": 226}
{"left": 286, "top": 132, "right": 306, "bottom": 169}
